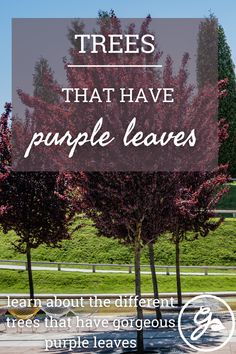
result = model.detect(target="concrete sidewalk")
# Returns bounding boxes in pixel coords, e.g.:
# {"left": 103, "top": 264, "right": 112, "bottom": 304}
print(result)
{"left": 0, "top": 264, "right": 236, "bottom": 276}
{"left": 1, "top": 291, "right": 236, "bottom": 298}
{"left": 0, "top": 312, "right": 235, "bottom": 354}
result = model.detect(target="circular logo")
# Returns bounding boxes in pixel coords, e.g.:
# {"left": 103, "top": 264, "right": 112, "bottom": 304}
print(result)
{"left": 178, "top": 294, "right": 235, "bottom": 352}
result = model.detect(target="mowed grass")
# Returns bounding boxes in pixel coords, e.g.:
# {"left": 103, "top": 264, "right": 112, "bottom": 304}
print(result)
{"left": 0, "top": 218, "right": 235, "bottom": 295}
{"left": 1, "top": 218, "right": 236, "bottom": 266}
{"left": 0, "top": 269, "right": 234, "bottom": 294}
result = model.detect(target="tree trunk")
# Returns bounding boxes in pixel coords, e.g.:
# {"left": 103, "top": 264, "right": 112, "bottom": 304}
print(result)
{"left": 175, "top": 240, "right": 182, "bottom": 307}
{"left": 134, "top": 231, "right": 144, "bottom": 353}
{"left": 148, "top": 242, "right": 162, "bottom": 320}
{"left": 26, "top": 243, "right": 34, "bottom": 304}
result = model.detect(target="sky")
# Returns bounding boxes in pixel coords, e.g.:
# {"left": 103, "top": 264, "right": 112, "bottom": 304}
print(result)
{"left": 1, "top": 0, "right": 236, "bottom": 107}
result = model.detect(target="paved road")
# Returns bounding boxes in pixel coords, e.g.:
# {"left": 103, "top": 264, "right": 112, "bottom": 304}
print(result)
{"left": 0, "top": 264, "right": 235, "bottom": 276}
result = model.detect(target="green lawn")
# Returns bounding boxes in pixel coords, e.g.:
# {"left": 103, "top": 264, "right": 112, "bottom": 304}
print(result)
{"left": 0, "top": 218, "right": 235, "bottom": 266}
{"left": 0, "top": 270, "right": 234, "bottom": 294}
{"left": 1, "top": 188, "right": 235, "bottom": 296}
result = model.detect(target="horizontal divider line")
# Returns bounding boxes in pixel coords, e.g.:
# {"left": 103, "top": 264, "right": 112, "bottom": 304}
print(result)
{"left": 67, "top": 64, "right": 163, "bottom": 68}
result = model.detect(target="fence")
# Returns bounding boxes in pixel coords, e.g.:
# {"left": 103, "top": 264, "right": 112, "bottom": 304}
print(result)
{"left": 213, "top": 209, "right": 236, "bottom": 217}
{"left": 0, "top": 259, "right": 235, "bottom": 275}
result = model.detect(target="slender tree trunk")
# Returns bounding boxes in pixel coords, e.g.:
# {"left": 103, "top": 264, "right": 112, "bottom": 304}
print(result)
{"left": 26, "top": 243, "right": 34, "bottom": 304}
{"left": 148, "top": 242, "right": 162, "bottom": 320}
{"left": 175, "top": 240, "right": 182, "bottom": 307}
{"left": 134, "top": 230, "right": 144, "bottom": 353}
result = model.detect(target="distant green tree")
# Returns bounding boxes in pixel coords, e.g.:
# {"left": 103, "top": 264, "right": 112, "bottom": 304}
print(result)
{"left": 197, "top": 15, "right": 236, "bottom": 176}
{"left": 33, "top": 57, "right": 59, "bottom": 104}
{"left": 197, "top": 15, "right": 218, "bottom": 88}
{"left": 218, "top": 25, "right": 236, "bottom": 176}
